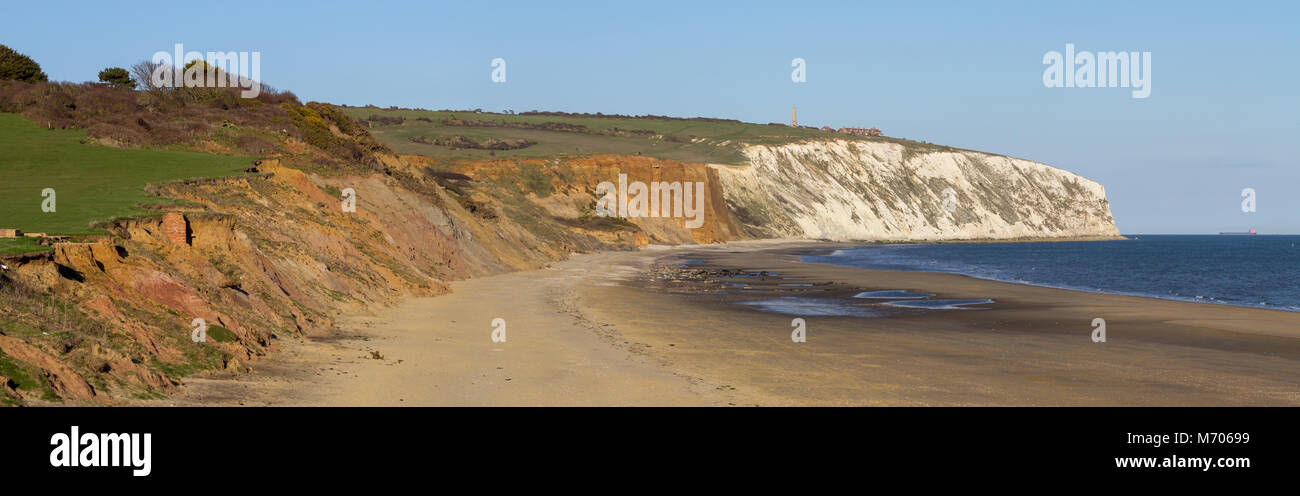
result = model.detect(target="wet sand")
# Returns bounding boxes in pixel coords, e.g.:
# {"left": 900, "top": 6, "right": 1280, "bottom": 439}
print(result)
{"left": 156, "top": 240, "right": 1300, "bottom": 406}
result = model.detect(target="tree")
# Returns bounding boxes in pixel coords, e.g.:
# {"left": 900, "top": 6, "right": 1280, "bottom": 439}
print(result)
{"left": 0, "top": 44, "right": 48, "bottom": 82}
{"left": 131, "top": 59, "right": 165, "bottom": 91}
{"left": 97, "top": 66, "right": 136, "bottom": 88}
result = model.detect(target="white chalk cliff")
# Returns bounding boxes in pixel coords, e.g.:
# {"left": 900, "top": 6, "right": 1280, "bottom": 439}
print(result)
{"left": 711, "top": 140, "right": 1120, "bottom": 241}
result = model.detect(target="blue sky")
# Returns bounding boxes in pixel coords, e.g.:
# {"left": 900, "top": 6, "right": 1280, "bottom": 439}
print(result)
{"left": 6, "top": 0, "right": 1298, "bottom": 233}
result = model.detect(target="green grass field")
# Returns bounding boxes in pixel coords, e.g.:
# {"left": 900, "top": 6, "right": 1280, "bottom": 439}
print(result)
{"left": 0, "top": 113, "right": 252, "bottom": 236}
{"left": 0, "top": 237, "right": 46, "bottom": 255}
{"left": 341, "top": 108, "right": 904, "bottom": 165}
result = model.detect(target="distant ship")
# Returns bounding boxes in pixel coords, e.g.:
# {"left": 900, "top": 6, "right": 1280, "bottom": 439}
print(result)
{"left": 1219, "top": 229, "right": 1257, "bottom": 235}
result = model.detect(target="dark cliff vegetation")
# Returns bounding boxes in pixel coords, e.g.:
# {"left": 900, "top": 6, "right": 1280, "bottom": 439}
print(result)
{"left": 0, "top": 44, "right": 47, "bottom": 83}
{"left": 410, "top": 134, "right": 537, "bottom": 151}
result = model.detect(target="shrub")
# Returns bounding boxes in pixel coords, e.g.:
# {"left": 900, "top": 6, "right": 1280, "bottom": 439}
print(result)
{"left": 0, "top": 44, "right": 47, "bottom": 83}
{"left": 364, "top": 114, "right": 404, "bottom": 126}
{"left": 283, "top": 102, "right": 385, "bottom": 162}
{"left": 97, "top": 67, "right": 136, "bottom": 89}
{"left": 0, "top": 80, "right": 382, "bottom": 170}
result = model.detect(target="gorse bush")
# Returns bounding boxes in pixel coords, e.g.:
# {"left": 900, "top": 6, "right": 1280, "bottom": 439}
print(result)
{"left": 282, "top": 102, "right": 389, "bottom": 164}
{"left": 0, "top": 44, "right": 47, "bottom": 83}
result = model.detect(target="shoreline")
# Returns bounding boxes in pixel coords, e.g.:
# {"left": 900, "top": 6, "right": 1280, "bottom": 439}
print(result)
{"left": 799, "top": 251, "right": 1300, "bottom": 315}
{"left": 594, "top": 244, "right": 1300, "bottom": 405}
{"left": 143, "top": 239, "right": 1300, "bottom": 406}
{"left": 831, "top": 234, "right": 1130, "bottom": 245}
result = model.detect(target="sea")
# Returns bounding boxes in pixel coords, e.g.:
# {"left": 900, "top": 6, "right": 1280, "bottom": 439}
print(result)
{"left": 803, "top": 235, "right": 1300, "bottom": 312}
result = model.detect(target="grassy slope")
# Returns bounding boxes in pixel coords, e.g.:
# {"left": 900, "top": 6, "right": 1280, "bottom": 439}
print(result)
{"left": 342, "top": 108, "right": 962, "bottom": 166}
{"left": 0, "top": 237, "right": 45, "bottom": 255}
{"left": 0, "top": 113, "right": 251, "bottom": 236}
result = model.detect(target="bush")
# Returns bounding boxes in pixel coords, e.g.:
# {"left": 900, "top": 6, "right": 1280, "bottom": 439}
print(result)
{"left": 0, "top": 44, "right": 47, "bottom": 83}
{"left": 0, "top": 80, "right": 379, "bottom": 170}
{"left": 0, "top": 45, "right": 47, "bottom": 83}
{"left": 97, "top": 67, "right": 136, "bottom": 89}
{"left": 281, "top": 102, "right": 392, "bottom": 166}
{"left": 0, "top": 81, "right": 284, "bottom": 147}
{"left": 364, "top": 114, "right": 405, "bottom": 126}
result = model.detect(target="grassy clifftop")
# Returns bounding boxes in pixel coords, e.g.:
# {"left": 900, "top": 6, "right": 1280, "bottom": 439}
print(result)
{"left": 0, "top": 113, "right": 250, "bottom": 237}
{"left": 342, "top": 107, "right": 966, "bottom": 165}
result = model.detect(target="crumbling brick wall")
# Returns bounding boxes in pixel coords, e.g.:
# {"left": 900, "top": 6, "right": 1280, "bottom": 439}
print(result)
{"left": 162, "top": 212, "right": 189, "bottom": 245}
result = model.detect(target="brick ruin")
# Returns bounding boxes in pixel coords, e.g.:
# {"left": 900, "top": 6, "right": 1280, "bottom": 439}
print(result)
{"left": 162, "top": 212, "right": 190, "bottom": 245}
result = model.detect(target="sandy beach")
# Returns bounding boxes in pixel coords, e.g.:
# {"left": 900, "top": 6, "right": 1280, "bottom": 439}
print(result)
{"left": 157, "top": 240, "right": 1300, "bottom": 406}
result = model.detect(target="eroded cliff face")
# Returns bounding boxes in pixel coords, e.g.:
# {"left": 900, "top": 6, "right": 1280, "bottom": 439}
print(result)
{"left": 442, "top": 154, "right": 739, "bottom": 246}
{"left": 435, "top": 140, "right": 1120, "bottom": 245}
{"left": 713, "top": 140, "right": 1120, "bottom": 241}
{"left": 0, "top": 137, "right": 1121, "bottom": 404}
{"left": 0, "top": 159, "right": 640, "bottom": 403}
